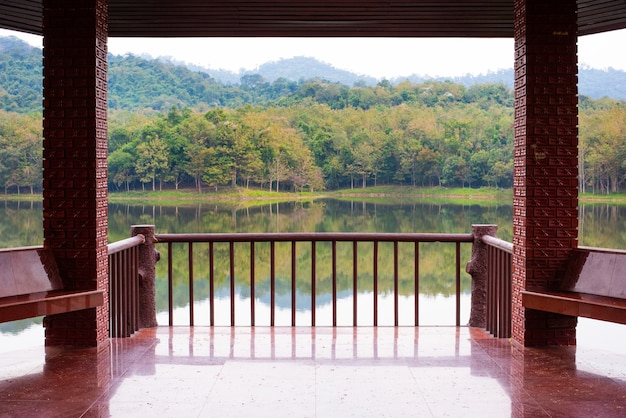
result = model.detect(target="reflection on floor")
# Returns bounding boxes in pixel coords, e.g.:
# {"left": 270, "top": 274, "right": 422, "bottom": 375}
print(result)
{"left": 1, "top": 326, "right": 626, "bottom": 417}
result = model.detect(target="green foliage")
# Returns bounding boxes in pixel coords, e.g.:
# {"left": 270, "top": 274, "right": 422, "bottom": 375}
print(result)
{"left": 2, "top": 35, "right": 626, "bottom": 194}
{"left": 0, "top": 37, "right": 42, "bottom": 113}
{"left": 0, "top": 110, "right": 42, "bottom": 194}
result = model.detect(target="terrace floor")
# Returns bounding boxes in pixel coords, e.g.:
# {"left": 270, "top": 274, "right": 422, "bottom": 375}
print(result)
{"left": 1, "top": 326, "right": 626, "bottom": 417}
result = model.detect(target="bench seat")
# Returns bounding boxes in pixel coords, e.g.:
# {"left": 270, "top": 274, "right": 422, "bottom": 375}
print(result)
{"left": 521, "top": 248, "right": 626, "bottom": 325}
{"left": 0, "top": 289, "right": 104, "bottom": 323}
{"left": 0, "top": 246, "right": 104, "bottom": 323}
{"left": 522, "top": 289, "right": 626, "bottom": 324}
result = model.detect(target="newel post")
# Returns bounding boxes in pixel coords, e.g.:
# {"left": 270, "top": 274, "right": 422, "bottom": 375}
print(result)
{"left": 466, "top": 224, "right": 498, "bottom": 327}
{"left": 131, "top": 225, "right": 159, "bottom": 328}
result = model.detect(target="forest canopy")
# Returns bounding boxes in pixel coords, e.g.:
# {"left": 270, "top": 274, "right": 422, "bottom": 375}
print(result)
{"left": 1, "top": 36, "right": 626, "bottom": 194}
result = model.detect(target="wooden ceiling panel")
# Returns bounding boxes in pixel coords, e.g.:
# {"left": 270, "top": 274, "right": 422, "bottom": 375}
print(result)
{"left": 105, "top": 1, "right": 514, "bottom": 37}
{"left": 0, "top": 0, "right": 625, "bottom": 38}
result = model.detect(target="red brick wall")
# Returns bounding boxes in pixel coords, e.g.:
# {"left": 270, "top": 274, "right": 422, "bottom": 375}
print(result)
{"left": 42, "top": 0, "right": 109, "bottom": 347}
{"left": 512, "top": 0, "right": 579, "bottom": 346}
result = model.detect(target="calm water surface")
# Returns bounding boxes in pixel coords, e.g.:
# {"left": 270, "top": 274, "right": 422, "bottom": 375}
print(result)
{"left": 1, "top": 198, "right": 625, "bottom": 354}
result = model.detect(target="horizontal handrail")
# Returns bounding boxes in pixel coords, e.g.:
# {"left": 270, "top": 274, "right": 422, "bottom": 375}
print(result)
{"left": 154, "top": 232, "right": 474, "bottom": 328}
{"left": 0, "top": 245, "right": 43, "bottom": 253}
{"left": 108, "top": 234, "right": 145, "bottom": 255}
{"left": 155, "top": 232, "right": 474, "bottom": 243}
{"left": 482, "top": 235, "right": 512, "bottom": 253}
{"left": 578, "top": 245, "right": 626, "bottom": 255}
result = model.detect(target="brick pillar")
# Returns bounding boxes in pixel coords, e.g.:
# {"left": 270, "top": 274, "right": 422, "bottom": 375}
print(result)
{"left": 512, "top": 0, "right": 579, "bottom": 346}
{"left": 42, "top": 0, "right": 109, "bottom": 347}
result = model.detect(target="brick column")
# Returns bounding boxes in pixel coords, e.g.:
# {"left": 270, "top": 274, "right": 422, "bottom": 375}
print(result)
{"left": 42, "top": 0, "right": 109, "bottom": 347}
{"left": 512, "top": 0, "right": 579, "bottom": 346}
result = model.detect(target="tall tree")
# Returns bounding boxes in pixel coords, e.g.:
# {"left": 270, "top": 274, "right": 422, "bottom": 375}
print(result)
{"left": 136, "top": 136, "right": 169, "bottom": 191}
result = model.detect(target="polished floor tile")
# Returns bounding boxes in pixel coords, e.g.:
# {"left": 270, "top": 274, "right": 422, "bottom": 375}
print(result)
{"left": 1, "top": 326, "right": 626, "bottom": 417}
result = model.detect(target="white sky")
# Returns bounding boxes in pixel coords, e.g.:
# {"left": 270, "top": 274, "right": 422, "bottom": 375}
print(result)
{"left": 1, "top": 28, "right": 626, "bottom": 79}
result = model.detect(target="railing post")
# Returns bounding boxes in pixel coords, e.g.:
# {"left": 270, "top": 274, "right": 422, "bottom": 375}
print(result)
{"left": 132, "top": 225, "right": 160, "bottom": 328}
{"left": 466, "top": 224, "right": 498, "bottom": 328}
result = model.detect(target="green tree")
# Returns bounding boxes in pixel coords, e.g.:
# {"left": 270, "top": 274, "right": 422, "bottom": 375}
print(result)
{"left": 108, "top": 147, "right": 136, "bottom": 191}
{"left": 135, "top": 136, "right": 169, "bottom": 191}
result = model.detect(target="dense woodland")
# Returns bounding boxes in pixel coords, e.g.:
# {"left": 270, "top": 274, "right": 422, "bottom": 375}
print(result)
{"left": 1, "top": 36, "right": 626, "bottom": 194}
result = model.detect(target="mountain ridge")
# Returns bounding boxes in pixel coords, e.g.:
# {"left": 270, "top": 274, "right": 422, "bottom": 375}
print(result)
{"left": 1, "top": 35, "right": 626, "bottom": 114}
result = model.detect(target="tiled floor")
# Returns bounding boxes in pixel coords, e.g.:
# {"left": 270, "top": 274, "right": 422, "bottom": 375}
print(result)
{"left": 1, "top": 326, "right": 626, "bottom": 417}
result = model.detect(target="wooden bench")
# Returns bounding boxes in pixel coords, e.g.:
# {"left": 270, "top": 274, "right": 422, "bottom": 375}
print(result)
{"left": 522, "top": 248, "right": 626, "bottom": 324}
{"left": 0, "top": 247, "right": 104, "bottom": 323}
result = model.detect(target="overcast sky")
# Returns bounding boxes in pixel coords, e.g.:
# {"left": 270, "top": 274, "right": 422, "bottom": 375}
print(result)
{"left": 1, "top": 28, "right": 624, "bottom": 79}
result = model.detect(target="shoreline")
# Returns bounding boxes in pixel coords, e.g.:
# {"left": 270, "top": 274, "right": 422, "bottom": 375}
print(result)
{"left": 2, "top": 186, "right": 626, "bottom": 206}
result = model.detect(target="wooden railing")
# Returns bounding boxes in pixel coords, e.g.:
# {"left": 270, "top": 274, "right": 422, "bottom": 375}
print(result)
{"left": 107, "top": 234, "right": 144, "bottom": 338}
{"left": 154, "top": 232, "right": 474, "bottom": 327}
{"left": 482, "top": 235, "right": 512, "bottom": 338}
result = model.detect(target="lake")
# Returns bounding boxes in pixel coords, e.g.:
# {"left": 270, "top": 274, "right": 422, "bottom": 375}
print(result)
{"left": 1, "top": 198, "right": 625, "bottom": 354}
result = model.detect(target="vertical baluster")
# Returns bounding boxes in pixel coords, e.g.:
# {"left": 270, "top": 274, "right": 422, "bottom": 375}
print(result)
{"left": 486, "top": 246, "right": 491, "bottom": 334}
{"left": 168, "top": 242, "right": 173, "bottom": 327}
{"left": 353, "top": 241, "right": 358, "bottom": 327}
{"left": 493, "top": 246, "right": 499, "bottom": 335}
{"left": 107, "top": 253, "right": 112, "bottom": 337}
{"left": 270, "top": 241, "right": 275, "bottom": 326}
{"left": 494, "top": 248, "right": 504, "bottom": 336}
{"left": 394, "top": 241, "right": 399, "bottom": 326}
{"left": 111, "top": 252, "right": 117, "bottom": 337}
{"left": 230, "top": 241, "right": 235, "bottom": 327}
{"left": 332, "top": 240, "right": 337, "bottom": 327}
{"left": 110, "top": 252, "right": 116, "bottom": 337}
{"left": 415, "top": 241, "right": 420, "bottom": 327}
{"left": 121, "top": 250, "right": 128, "bottom": 337}
{"left": 311, "top": 241, "right": 316, "bottom": 327}
{"left": 497, "top": 247, "right": 502, "bottom": 336}
{"left": 496, "top": 250, "right": 506, "bottom": 338}
{"left": 373, "top": 241, "right": 378, "bottom": 326}
{"left": 209, "top": 241, "right": 215, "bottom": 326}
{"left": 505, "top": 251, "right": 512, "bottom": 338}
{"left": 496, "top": 248, "right": 501, "bottom": 334}
{"left": 118, "top": 251, "right": 124, "bottom": 336}
{"left": 189, "top": 242, "right": 194, "bottom": 327}
{"left": 110, "top": 253, "right": 117, "bottom": 337}
{"left": 292, "top": 241, "right": 296, "bottom": 327}
{"left": 250, "top": 242, "right": 255, "bottom": 327}
{"left": 456, "top": 242, "right": 461, "bottom": 327}
{"left": 485, "top": 245, "right": 494, "bottom": 332}
{"left": 132, "top": 245, "right": 139, "bottom": 333}
{"left": 127, "top": 249, "right": 133, "bottom": 335}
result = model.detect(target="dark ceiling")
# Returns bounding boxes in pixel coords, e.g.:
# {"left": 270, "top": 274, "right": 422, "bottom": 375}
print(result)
{"left": 1, "top": 1, "right": 626, "bottom": 38}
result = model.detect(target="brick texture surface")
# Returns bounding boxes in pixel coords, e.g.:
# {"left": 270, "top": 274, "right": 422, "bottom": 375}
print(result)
{"left": 512, "top": 0, "right": 579, "bottom": 347}
{"left": 42, "top": 0, "right": 109, "bottom": 347}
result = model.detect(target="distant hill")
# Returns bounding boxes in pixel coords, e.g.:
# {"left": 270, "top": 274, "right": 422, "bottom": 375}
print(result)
{"left": 578, "top": 67, "right": 626, "bottom": 100}
{"left": 394, "top": 70, "right": 516, "bottom": 90}
{"left": 177, "top": 57, "right": 626, "bottom": 101}
{"left": 250, "top": 56, "right": 377, "bottom": 86}
{"left": 0, "top": 36, "right": 42, "bottom": 113}
{"left": 404, "top": 67, "right": 626, "bottom": 101}
{"left": 189, "top": 56, "right": 378, "bottom": 86}
{"left": 1, "top": 35, "right": 626, "bottom": 114}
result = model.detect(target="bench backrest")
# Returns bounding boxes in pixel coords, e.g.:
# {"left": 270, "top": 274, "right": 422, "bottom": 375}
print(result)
{"left": 0, "top": 247, "right": 63, "bottom": 298}
{"left": 561, "top": 249, "right": 626, "bottom": 299}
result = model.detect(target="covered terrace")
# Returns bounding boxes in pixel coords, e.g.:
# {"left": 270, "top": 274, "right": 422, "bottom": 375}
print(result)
{"left": 1, "top": 0, "right": 626, "bottom": 416}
